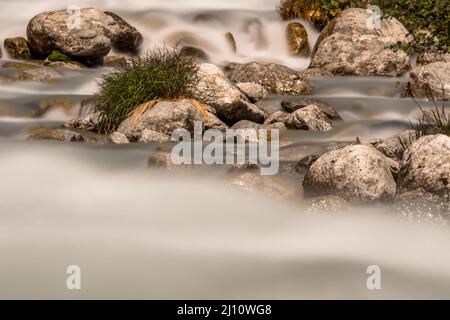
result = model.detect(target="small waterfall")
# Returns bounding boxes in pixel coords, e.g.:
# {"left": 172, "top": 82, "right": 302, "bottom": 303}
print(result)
{"left": 0, "top": 0, "right": 319, "bottom": 70}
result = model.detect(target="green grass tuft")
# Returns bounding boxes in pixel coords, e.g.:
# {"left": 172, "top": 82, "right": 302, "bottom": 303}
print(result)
{"left": 95, "top": 47, "right": 201, "bottom": 134}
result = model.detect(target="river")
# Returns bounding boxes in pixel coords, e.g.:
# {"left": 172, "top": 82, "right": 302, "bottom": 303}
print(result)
{"left": 0, "top": 0, "right": 449, "bottom": 299}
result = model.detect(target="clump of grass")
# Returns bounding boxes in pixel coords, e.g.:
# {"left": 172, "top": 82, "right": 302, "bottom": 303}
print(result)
{"left": 277, "top": 0, "right": 450, "bottom": 53}
{"left": 96, "top": 47, "right": 201, "bottom": 134}
{"left": 411, "top": 89, "right": 450, "bottom": 138}
{"left": 47, "top": 50, "right": 72, "bottom": 62}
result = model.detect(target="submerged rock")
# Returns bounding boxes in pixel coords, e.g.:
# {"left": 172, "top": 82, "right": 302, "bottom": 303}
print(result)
{"left": 229, "top": 172, "right": 297, "bottom": 201}
{"left": 408, "top": 62, "right": 450, "bottom": 100}
{"left": 195, "top": 63, "right": 268, "bottom": 125}
{"left": 236, "top": 82, "right": 268, "bottom": 103}
{"left": 3, "top": 37, "right": 32, "bottom": 60}
{"left": 27, "top": 127, "right": 85, "bottom": 142}
{"left": 286, "top": 22, "right": 309, "bottom": 56}
{"left": 2, "top": 62, "right": 40, "bottom": 69}
{"left": 303, "top": 144, "right": 397, "bottom": 204}
{"left": 225, "top": 62, "right": 313, "bottom": 95}
{"left": 26, "top": 8, "right": 142, "bottom": 65}
{"left": 306, "top": 195, "right": 351, "bottom": 215}
{"left": 18, "top": 67, "right": 62, "bottom": 82}
{"left": 310, "top": 8, "right": 411, "bottom": 76}
{"left": 286, "top": 105, "right": 334, "bottom": 131}
{"left": 397, "top": 134, "right": 450, "bottom": 198}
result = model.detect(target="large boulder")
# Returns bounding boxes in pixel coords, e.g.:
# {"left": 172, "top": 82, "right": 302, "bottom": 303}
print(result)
{"left": 117, "top": 99, "right": 227, "bottom": 142}
{"left": 408, "top": 62, "right": 450, "bottom": 100}
{"left": 26, "top": 8, "right": 142, "bottom": 65}
{"left": 195, "top": 63, "right": 268, "bottom": 125}
{"left": 3, "top": 37, "right": 32, "bottom": 60}
{"left": 310, "top": 8, "right": 411, "bottom": 76}
{"left": 224, "top": 62, "right": 313, "bottom": 95}
{"left": 303, "top": 144, "right": 397, "bottom": 203}
{"left": 397, "top": 134, "right": 450, "bottom": 198}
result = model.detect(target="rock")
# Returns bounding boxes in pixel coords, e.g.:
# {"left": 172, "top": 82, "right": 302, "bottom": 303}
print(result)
{"left": 408, "top": 62, "right": 450, "bottom": 100}
{"left": 282, "top": 99, "right": 341, "bottom": 121}
{"left": 306, "top": 196, "right": 351, "bottom": 214}
{"left": 229, "top": 172, "right": 297, "bottom": 201}
{"left": 110, "top": 131, "right": 130, "bottom": 144}
{"left": 3, "top": 37, "right": 32, "bottom": 60}
{"left": 294, "top": 154, "right": 321, "bottom": 175}
{"left": 26, "top": 8, "right": 142, "bottom": 65}
{"left": 0, "top": 75, "right": 13, "bottom": 84}
{"left": 225, "top": 62, "right": 313, "bottom": 95}
{"left": 224, "top": 32, "right": 237, "bottom": 53}
{"left": 64, "top": 111, "right": 101, "bottom": 131}
{"left": 138, "top": 130, "right": 171, "bottom": 143}
{"left": 103, "top": 55, "right": 127, "bottom": 67}
{"left": 43, "top": 60, "right": 84, "bottom": 70}
{"left": 416, "top": 52, "right": 450, "bottom": 65}
{"left": 286, "top": 22, "right": 309, "bottom": 56}
{"left": 38, "top": 98, "right": 75, "bottom": 116}
{"left": 195, "top": 63, "right": 268, "bottom": 125}
{"left": 298, "top": 68, "right": 333, "bottom": 79}
{"left": 395, "top": 197, "right": 450, "bottom": 226}
{"left": 180, "top": 46, "right": 209, "bottom": 61}
{"left": 310, "top": 8, "right": 411, "bottom": 76}
{"left": 27, "top": 127, "right": 85, "bottom": 142}
{"left": 236, "top": 82, "right": 268, "bottom": 103}
{"left": 147, "top": 149, "right": 195, "bottom": 171}
{"left": 303, "top": 144, "right": 397, "bottom": 203}
{"left": 117, "top": 99, "right": 226, "bottom": 141}
{"left": 374, "top": 130, "right": 417, "bottom": 161}
{"left": 397, "top": 134, "right": 450, "bottom": 198}
{"left": 286, "top": 105, "right": 334, "bottom": 131}
{"left": 232, "top": 120, "right": 286, "bottom": 130}
{"left": 103, "top": 11, "right": 143, "bottom": 52}
{"left": 231, "top": 120, "right": 285, "bottom": 143}
{"left": 18, "top": 67, "right": 62, "bottom": 82}
{"left": 2, "top": 62, "right": 39, "bottom": 69}
{"left": 264, "top": 111, "right": 290, "bottom": 126}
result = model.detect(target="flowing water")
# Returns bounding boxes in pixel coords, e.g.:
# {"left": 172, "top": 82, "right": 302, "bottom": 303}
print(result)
{"left": 0, "top": 0, "right": 450, "bottom": 299}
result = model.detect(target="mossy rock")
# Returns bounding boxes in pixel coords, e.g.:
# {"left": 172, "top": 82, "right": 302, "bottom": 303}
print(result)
{"left": 47, "top": 50, "right": 72, "bottom": 62}
{"left": 286, "top": 22, "right": 309, "bottom": 56}
{"left": 277, "top": 0, "right": 449, "bottom": 53}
